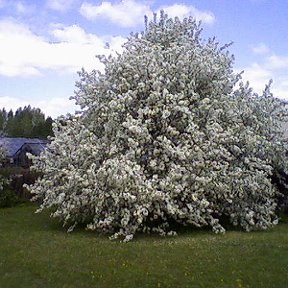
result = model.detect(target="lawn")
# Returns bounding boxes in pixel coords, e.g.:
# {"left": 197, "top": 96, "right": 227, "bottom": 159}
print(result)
{"left": 1, "top": 203, "right": 288, "bottom": 288}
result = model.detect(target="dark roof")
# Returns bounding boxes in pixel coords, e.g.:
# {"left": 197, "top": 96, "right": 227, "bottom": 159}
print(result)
{"left": 0, "top": 137, "right": 49, "bottom": 157}
{"left": 15, "top": 142, "right": 47, "bottom": 156}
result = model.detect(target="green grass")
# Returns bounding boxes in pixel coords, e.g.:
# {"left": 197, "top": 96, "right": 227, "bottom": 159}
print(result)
{"left": 1, "top": 204, "right": 288, "bottom": 288}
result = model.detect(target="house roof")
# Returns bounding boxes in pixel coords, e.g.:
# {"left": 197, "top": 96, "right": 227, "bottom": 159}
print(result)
{"left": 15, "top": 142, "right": 47, "bottom": 156}
{"left": 0, "top": 137, "right": 49, "bottom": 157}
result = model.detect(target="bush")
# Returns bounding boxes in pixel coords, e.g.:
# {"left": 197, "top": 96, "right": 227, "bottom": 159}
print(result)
{"left": 11, "top": 169, "right": 39, "bottom": 200}
{"left": 0, "top": 145, "right": 16, "bottom": 208}
{"left": 0, "top": 151, "right": 36, "bottom": 207}
{"left": 27, "top": 12, "right": 288, "bottom": 241}
{"left": 0, "top": 183, "right": 18, "bottom": 208}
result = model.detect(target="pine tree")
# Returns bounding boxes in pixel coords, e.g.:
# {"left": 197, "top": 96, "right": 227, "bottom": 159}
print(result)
{"left": 0, "top": 108, "right": 8, "bottom": 136}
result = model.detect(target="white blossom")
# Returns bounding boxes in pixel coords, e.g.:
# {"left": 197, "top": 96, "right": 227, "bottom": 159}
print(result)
{"left": 0, "top": 144, "right": 9, "bottom": 191}
{"left": 26, "top": 12, "right": 288, "bottom": 241}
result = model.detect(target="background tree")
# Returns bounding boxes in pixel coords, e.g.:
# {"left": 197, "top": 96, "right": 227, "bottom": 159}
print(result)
{"left": 27, "top": 13, "right": 288, "bottom": 241}
{"left": 0, "top": 108, "right": 8, "bottom": 136}
{"left": 1, "top": 106, "right": 54, "bottom": 138}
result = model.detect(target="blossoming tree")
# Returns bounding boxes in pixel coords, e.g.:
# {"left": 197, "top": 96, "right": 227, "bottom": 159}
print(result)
{"left": 27, "top": 12, "right": 288, "bottom": 241}
{"left": 0, "top": 144, "right": 8, "bottom": 192}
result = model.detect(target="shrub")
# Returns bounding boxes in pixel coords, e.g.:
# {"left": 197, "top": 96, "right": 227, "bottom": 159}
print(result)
{"left": 0, "top": 145, "right": 17, "bottom": 208}
{"left": 27, "top": 12, "right": 288, "bottom": 241}
{"left": 0, "top": 166, "right": 39, "bottom": 206}
{"left": 0, "top": 186, "right": 18, "bottom": 208}
{"left": 10, "top": 169, "right": 39, "bottom": 200}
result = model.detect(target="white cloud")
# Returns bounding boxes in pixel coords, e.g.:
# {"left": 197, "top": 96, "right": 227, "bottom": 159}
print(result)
{"left": 241, "top": 46, "right": 288, "bottom": 99}
{"left": 46, "top": 0, "right": 77, "bottom": 12}
{"left": 252, "top": 43, "right": 269, "bottom": 55}
{"left": 0, "top": 1, "right": 34, "bottom": 14}
{"left": 51, "top": 24, "right": 103, "bottom": 45}
{"left": 159, "top": 4, "right": 215, "bottom": 24}
{"left": 0, "top": 19, "right": 44, "bottom": 76}
{"left": 0, "top": 19, "right": 126, "bottom": 77}
{"left": 107, "top": 35, "right": 127, "bottom": 52}
{"left": 272, "top": 77, "right": 288, "bottom": 99}
{"left": 16, "top": 1, "right": 35, "bottom": 14}
{"left": 80, "top": 0, "right": 150, "bottom": 27}
{"left": 238, "top": 55, "right": 288, "bottom": 99}
{"left": 267, "top": 55, "right": 288, "bottom": 70}
{"left": 239, "top": 63, "right": 272, "bottom": 92}
{"left": 80, "top": 0, "right": 215, "bottom": 27}
{"left": 0, "top": 95, "right": 77, "bottom": 118}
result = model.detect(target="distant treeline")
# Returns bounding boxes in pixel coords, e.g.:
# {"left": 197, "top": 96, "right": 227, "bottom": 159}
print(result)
{"left": 0, "top": 106, "right": 53, "bottom": 138}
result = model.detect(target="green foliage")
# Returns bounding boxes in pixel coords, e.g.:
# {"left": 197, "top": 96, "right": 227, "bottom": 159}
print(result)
{"left": 0, "top": 106, "right": 54, "bottom": 138}
{"left": 10, "top": 169, "right": 39, "bottom": 200}
{"left": 0, "top": 166, "right": 26, "bottom": 178}
{"left": 0, "top": 147, "right": 27, "bottom": 207}
{"left": 0, "top": 186, "right": 18, "bottom": 208}
{"left": 0, "top": 145, "right": 18, "bottom": 208}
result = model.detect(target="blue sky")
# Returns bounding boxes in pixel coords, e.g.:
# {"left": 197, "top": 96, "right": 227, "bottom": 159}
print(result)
{"left": 0, "top": 0, "right": 287, "bottom": 118}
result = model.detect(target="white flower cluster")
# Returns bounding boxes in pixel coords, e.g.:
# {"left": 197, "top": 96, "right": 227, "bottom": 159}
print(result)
{"left": 0, "top": 144, "right": 8, "bottom": 191}
{"left": 0, "top": 145, "right": 5, "bottom": 161}
{"left": 27, "top": 12, "right": 288, "bottom": 241}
